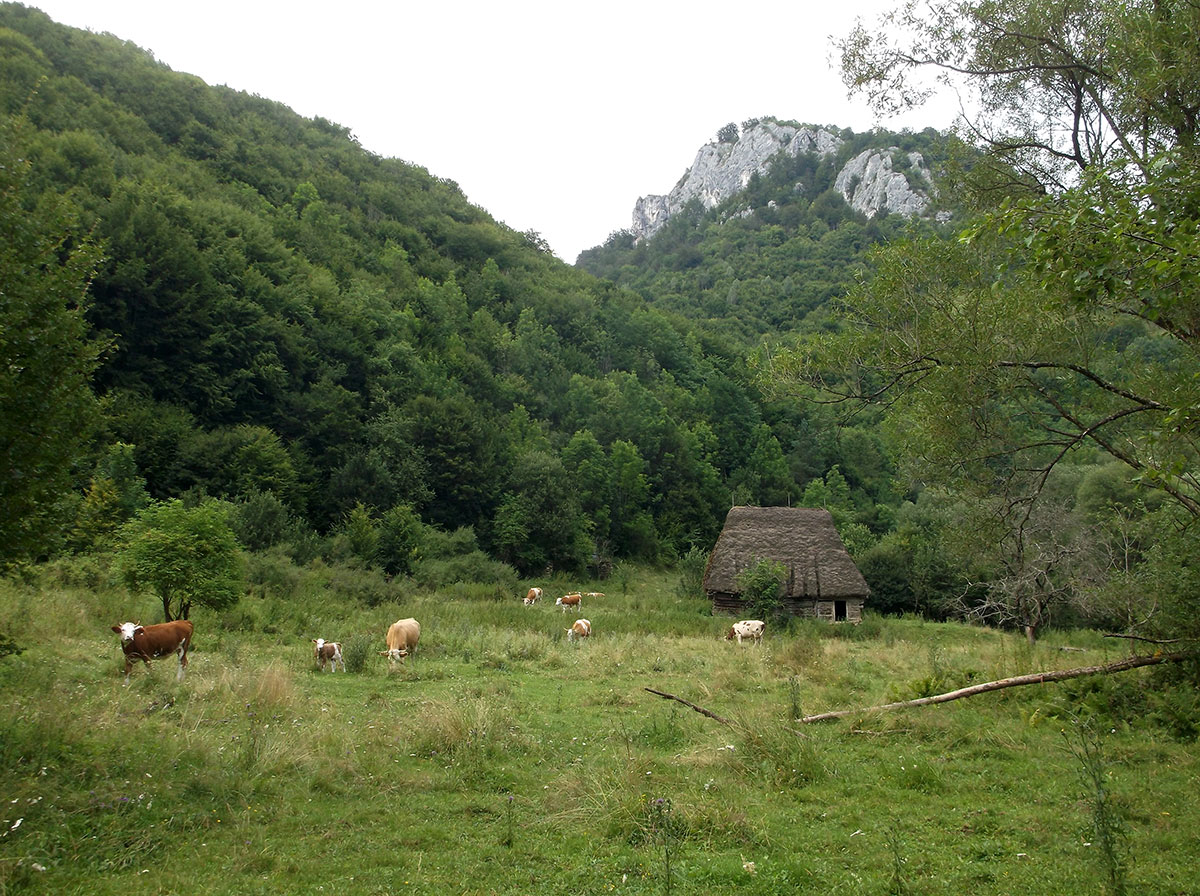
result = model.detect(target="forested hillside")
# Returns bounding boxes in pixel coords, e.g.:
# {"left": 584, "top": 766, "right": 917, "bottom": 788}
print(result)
{"left": 0, "top": 4, "right": 907, "bottom": 578}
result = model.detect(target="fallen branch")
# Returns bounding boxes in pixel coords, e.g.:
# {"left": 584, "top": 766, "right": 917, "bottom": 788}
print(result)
{"left": 799, "top": 651, "right": 1193, "bottom": 724}
{"left": 644, "top": 687, "right": 732, "bottom": 726}
{"left": 1104, "top": 633, "right": 1193, "bottom": 646}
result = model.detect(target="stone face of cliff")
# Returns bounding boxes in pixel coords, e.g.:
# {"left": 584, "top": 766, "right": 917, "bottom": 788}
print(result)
{"left": 835, "top": 148, "right": 931, "bottom": 219}
{"left": 631, "top": 121, "right": 935, "bottom": 241}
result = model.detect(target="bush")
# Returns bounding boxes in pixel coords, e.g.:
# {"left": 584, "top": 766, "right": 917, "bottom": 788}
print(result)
{"left": 674, "top": 546, "right": 708, "bottom": 600}
{"left": 736, "top": 558, "right": 786, "bottom": 621}
{"left": 340, "top": 633, "right": 374, "bottom": 673}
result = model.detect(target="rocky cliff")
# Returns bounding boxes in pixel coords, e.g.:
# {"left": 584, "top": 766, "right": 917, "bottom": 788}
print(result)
{"left": 631, "top": 120, "right": 936, "bottom": 241}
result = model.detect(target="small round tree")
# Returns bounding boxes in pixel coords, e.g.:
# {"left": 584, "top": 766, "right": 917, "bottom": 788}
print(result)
{"left": 118, "top": 499, "right": 241, "bottom": 621}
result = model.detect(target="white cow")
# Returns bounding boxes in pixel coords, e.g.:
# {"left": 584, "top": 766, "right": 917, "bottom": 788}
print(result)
{"left": 726, "top": 619, "right": 765, "bottom": 645}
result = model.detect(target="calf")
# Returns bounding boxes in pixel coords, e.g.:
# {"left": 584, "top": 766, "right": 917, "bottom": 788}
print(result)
{"left": 312, "top": 638, "right": 345, "bottom": 672}
{"left": 523, "top": 587, "right": 543, "bottom": 607}
{"left": 111, "top": 620, "right": 193, "bottom": 684}
{"left": 555, "top": 592, "right": 582, "bottom": 613}
{"left": 566, "top": 618, "right": 591, "bottom": 642}
{"left": 726, "top": 619, "right": 765, "bottom": 645}
{"left": 381, "top": 617, "right": 420, "bottom": 663}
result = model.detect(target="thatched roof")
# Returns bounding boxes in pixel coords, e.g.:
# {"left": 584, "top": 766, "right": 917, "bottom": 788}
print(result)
{"left": 702, "top": 506, "right": 869, "bottom": 599}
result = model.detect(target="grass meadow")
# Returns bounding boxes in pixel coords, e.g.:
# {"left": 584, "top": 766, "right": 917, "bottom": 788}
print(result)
{"left": 0, "top": 554, "right": 1198, "bottom": 895}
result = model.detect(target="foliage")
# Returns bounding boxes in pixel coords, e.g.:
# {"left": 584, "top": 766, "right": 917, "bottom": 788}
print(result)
{"left": 0, "top": 7, "right": 920, "bottom": 574}
{"left": 674, "top": 546, "right": 709, "bottom": 600}
{"left": 0, "top": 114, "right": 104, "bottom": 567}
{"left": 116, "top": 499, "right": 241, "bottom": 620}
{"left": 735, "top": 558, "right": 787, "bottom": 622}
{"left": 764, "top": 0, "right": 1200, "bottom": 637}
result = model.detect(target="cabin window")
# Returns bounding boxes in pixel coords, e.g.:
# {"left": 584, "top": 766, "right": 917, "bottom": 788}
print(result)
{"left": 835, "top": 600, "right": 847, "bottom": 622}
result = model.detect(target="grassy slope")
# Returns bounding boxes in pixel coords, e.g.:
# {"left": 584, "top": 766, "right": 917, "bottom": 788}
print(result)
{"left": 0, "top": 563, "right": 1197, "bottom": 895}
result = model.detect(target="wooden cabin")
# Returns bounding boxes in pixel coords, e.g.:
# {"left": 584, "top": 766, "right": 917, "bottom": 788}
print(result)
{"left": 703, "top": 506, "right": 869, "bottom": 622}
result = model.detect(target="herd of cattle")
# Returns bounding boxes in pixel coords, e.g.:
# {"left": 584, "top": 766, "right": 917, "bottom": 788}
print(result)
{"left": 110, "top": 588, "right": 766, "bottom": 682}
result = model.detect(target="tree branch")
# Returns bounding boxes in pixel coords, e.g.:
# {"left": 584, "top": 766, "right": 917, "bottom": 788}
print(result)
{"left": 798, "top": 651, "right": 1193, "bottom": 723}
{"left": 643, "top": 687, "right": 733, "bottom": 726}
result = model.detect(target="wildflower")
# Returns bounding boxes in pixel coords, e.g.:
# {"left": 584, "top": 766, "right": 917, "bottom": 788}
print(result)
{"left": 742, "top": 860, "right": 756, "bottom": 875}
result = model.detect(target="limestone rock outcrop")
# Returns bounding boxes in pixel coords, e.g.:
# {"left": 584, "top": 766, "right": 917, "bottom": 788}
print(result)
{"left": 631, "top": 120, "right": 935, "bottom": 241}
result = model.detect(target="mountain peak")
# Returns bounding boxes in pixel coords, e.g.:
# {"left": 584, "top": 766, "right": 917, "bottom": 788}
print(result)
{"left": 630, "top": 119, "right": 936, "bottom": 241}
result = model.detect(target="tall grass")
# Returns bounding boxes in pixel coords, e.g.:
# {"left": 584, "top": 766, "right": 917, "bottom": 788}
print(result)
{"left": 0, "top": 561, "right": 1196, "bottom": 895}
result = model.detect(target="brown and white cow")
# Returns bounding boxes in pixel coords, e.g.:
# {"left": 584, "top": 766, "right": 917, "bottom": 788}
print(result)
{"left": 523, "top": 587, "right": 543, "bottom": 607}
{"left": 584, "top": 591, "right": 605, "bottom": 599}
{"left": 555, "top": 592, "right": 582, "bottom": 613}
{"left": 312, "top": 638, "right": 345, "bottom": 672}
{"left": 111, "top": 620, "right": 193, "bottom": 684}
{"left": 566, "top": 618, "right": 591, "bottom": 642}
{"left": 381, "top": 617, "right": 420, "bottom": 663}
{"left": 726, "top": 619, "right": 765, "bottom": 645}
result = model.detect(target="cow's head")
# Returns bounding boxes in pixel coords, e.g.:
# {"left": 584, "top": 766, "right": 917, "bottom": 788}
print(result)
{"left": 313, "top": 638, "right": 325, "bottom": 653}
{"left": 381, "top": 647, "right": 408, "bottom": 661}
{"left": 725, "top": 626, "right": 736, "bottom": 641}
{"left": 112, "top": 622, "right": 143, "bottom": 642}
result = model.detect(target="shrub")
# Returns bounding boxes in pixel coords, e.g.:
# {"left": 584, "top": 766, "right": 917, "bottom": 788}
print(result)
{"left": 340, "top": 633, "right": 374, "bottom": 673}
{"left": 736, "top": 558, "right": 787, "bottom": 621}
{"left": 674, "top": 546, "right": 708, "bottom": 600}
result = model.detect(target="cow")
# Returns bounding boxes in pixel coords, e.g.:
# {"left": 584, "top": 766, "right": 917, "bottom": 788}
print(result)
{"left": 555, "top": 592, "right": 582, "bottom": 613}
{"left": 567, "top": 618, "right": 591, "bottom": 642}
{"left": 111, "top": 620, "right": 193, "bottom": 685}
{"left": 523, "top": 587, "right": 543, "bottom": 607}
{"left": 726, "top": 619, "right": 765, "bottom": 645}
{"left": 381, "top": 617, "right": 420, "bottom": 663}
{"left": 584, "top": 592, "right": 605, "bottom": 599}
{"left": 312, "top": 638, "right": 345, "bottom": 672}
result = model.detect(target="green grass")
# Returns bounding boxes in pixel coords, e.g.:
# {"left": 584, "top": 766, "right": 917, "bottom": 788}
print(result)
{"left": 1, "top": 559, "right": 1198, "bottom": 895}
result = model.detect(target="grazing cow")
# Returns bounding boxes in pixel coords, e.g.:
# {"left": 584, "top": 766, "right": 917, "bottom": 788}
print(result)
{"left": 111, "top": 620, "right": 193, "bottom": 684}
{"left": 312, "top": 638, "right": 345, "bottom": 672}
{"left": 555, "top": 592, "right": 582, "bottom": 613}
{"left": 567, "top": 618, "right": 591, "bottom": 642}
{"left": 381, "top": 617, "right": 420, "bottom": 663}
{"left": 523, "top": 587, "right": 543, "bottom": 607}
{"left": 584, "top": 592, "right": 605, "bottom": 599}
{"left": 726, "top": 619, "right": 765, "bottom": 645}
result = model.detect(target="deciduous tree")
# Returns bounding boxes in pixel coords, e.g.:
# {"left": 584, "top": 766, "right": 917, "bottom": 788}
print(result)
{"left": 118, "top": 499, "right": 241, "bottom": 621}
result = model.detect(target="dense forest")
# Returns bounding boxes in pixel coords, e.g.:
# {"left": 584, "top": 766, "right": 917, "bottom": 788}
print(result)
{"left": 5, "top": 0, "right": 1200, "bottom": 649}
{"left": 0, "top": 5, "right": 914, "bottom": 583}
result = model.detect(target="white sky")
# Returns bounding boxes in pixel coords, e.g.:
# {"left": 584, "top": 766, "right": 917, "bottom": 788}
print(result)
{"left": 29, "top": 1, "right": 958, "bottom": 262}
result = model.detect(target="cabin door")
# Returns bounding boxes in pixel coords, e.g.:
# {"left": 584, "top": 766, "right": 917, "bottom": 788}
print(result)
{"left": 834, "top": 600, "right": 847, "bottom": 622}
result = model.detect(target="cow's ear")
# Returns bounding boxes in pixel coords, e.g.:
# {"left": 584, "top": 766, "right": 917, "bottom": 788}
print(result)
{"left": 111, "top": 625, "right": 121, "bottom": 633}
{"left": 134, "top": 626, "right": 146, "bottom": 634}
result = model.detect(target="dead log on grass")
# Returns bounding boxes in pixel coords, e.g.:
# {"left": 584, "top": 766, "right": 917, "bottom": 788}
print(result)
{"left": 798, "top": 651, "right": 1193, "bottom": 724}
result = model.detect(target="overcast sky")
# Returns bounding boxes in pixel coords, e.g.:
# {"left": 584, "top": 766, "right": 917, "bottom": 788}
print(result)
{"left": 30, "top": 1, "right": 957, "bottom": 262}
